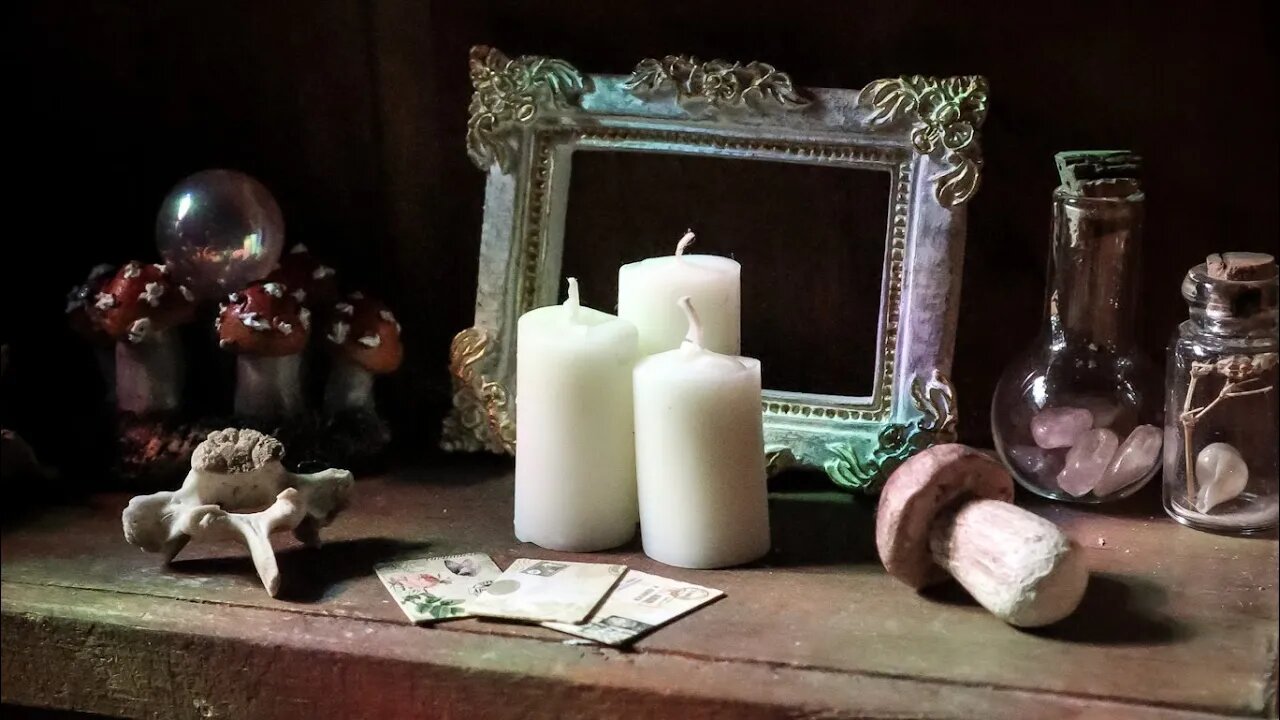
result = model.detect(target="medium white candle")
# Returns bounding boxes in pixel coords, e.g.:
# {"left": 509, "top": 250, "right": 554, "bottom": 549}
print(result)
{"left": 633, "top": 297, "right": 771, "bottom": 568}
{"left": 515, "top": 278, "right": 640, "bottom": 552}
{"left": 618, "top": 231, "right": 741, "bottom": 357}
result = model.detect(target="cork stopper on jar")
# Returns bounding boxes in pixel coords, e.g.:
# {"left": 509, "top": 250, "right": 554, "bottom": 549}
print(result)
{"left": 1205, "top": 252, "right": 1277, "bottom": 282}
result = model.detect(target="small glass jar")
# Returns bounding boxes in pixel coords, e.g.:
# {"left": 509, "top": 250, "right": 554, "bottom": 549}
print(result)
{"left": 1164, "top": 253, "right": 1278, "bottom": 534}
{"left": 992, "top": 178, "right": 1162, "bottom": 502}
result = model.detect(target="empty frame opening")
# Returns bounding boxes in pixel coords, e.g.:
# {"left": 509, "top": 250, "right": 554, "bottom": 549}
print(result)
{"left": 560, "top": 150, "right": 890, "bottom": 398}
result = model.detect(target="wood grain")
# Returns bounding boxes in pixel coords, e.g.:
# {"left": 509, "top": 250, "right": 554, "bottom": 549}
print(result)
{"left": 3, "top": 461, "right": 1276, "bottom": 718}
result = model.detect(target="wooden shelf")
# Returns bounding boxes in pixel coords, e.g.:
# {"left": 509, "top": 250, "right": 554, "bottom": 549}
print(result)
{"left": 2, "top": 458, "right": 1276, "bottom": 719}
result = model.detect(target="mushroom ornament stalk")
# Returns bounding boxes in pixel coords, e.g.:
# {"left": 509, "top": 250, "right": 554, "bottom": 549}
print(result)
{"left": 877, "top": 444, "right": 1089, "bottom": 627}
{"left": 218, "top": 281, "right": 311, "bottom": 421}
{"left": 323, "top": 293, "right": 403, "bottom": 416}
{"left": 95, "top": 261, "right": 196, "bottom": 415}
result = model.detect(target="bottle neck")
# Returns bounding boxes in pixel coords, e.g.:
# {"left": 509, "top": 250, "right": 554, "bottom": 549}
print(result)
{"left": 1045, "top": 187, "right": 1144, "bottom": 351}
{"left": 1182, "top": 264, "right": 1279, "bottom": 340}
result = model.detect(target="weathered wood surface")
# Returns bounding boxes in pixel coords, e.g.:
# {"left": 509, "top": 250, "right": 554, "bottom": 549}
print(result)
{"left": 3, "top": 459, "right": 1277, "bottom": 719}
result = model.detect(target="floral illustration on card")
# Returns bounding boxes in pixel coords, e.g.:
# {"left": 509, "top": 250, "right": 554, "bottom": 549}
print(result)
{"left": 386, "top": 573, "right": 464, "bottom": 619}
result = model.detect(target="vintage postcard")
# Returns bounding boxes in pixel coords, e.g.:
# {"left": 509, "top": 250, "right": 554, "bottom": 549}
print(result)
{"left": 469, "top": 558, "right": 627, "bottom": 624}
{"left": 375, "top": 553, "right": 504, "bottom": 623}
{"left": 543, "top": 571, "right": 724, "bottom": 645}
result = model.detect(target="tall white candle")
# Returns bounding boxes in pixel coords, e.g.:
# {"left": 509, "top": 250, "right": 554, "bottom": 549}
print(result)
{"left": 618, "top": 231, "right": 741, "bottom": 357}
{"left": 515, "top": 278, "right": 640, "bottom": 552}
{"left": 633, "top": 297, "right": 770, "bottom": 568}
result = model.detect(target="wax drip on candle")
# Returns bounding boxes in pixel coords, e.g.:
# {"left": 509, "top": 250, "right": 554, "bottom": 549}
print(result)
{"left": 675, "top": 230, "right": 696, "bottom": 258}
{"left": 565, "top": 277, "right": 580, "bottom": 321}
{"left": 678, "top": 295, "right": 704, "bottom": 349}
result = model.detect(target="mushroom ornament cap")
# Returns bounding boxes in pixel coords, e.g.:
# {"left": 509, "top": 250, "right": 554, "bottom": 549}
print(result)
{"left": 876, "top": 444, "right": 1014, "bottom": 589}
{"left": 217, "top": 281, "right": 310, "bottom": 356}
{"left": 97, "top": 261, "right": 197, "bottom": 342}
{"left": 326, "top": 293, "right": 403, "bottom": 374}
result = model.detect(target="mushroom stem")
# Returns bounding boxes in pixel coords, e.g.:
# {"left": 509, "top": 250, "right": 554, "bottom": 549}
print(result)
{"left": 93, "top": 346, "right": 117, "bottom": 405}
{"left": 324, "top": 359, "right": 375, "bottom": 414}
{"left": 235, "top": 354, "right": 305, "bottom": 420}
{"left": 115, "top": 328, "right": 183, "bottom": 415}
{"left": 927, "top": 499, "right": 1088, "bottom": 627}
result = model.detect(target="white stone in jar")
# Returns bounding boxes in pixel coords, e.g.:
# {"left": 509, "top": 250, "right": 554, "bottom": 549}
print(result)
{"left": 1194, "top": 442, "right": 1250, "bottom": 513}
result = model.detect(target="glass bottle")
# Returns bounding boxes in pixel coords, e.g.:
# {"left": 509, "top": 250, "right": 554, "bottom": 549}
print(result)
{"left": 992, "top": 178, "right": 1161, "bottom": 502}
{"left": 1164, "top": 253, "right": 1278, "bottom": 534}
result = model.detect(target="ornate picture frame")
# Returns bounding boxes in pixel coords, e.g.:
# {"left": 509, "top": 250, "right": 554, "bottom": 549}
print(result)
{"left": 443, "top": 46, "right": 986, "bottom": 493}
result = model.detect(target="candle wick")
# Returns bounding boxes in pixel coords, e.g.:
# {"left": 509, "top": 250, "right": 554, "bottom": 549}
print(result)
{"left": 565, "top": 277, "right": 580, "bottom": 320}
{"left": 675, "top": 229, "right": 696, "bottom": 258}
{"left": 678, "top": 295, "right": 703, "bottom": 349}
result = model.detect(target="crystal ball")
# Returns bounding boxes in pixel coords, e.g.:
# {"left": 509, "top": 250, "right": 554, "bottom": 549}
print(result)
{"left": 155, "top": 169, "right": 285, "bottom": 302}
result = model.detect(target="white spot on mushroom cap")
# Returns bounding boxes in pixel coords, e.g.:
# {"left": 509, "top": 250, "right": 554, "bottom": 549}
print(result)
{"left": 313, "top": 265, "right": 334, "bottom": 279}
{"left": 291, "top": 288, "right": 306, "bottom": 303}
{"left": 357, "top": 334, "right": 382, "bottom": 348}
{"left": 128, "top": 317, "right": 152, "bottom": 343}
{"left": 153, "top": 263, "right": 169, "bottom": 274}
{"left": 228, "top": 292, "right": 241, "bottom": 304}
{"left": 123, "top": 262, "right": 141, "bottom": 279}
{"left": 378, "top": 309, "right": 401, "bottom": 333}
{"left": 299, "top": 307, "right": 311, "bottom": 330}
{"left": 241, "top": 312, "right": 272, "bottom": 332}
{"left": 95, "top": 293, "right": 117, "bottom": 310}
{"left": 335, "top": 302, "right": 354, "bottom": 316}
{"left": 262, "top": 282, "right": 285, "bottom": 298}
{"left": 277, "top": 321, "right": 294, "bottom": 336}
{"left": 349, "top": 291, "right": 365, "bottom": 300}
{"left": 328, "top": 321, "right": 349, "bottom": 344}
{"left": 179, "top": 285, "right": 195, "bottom": 302}
{"left": 139, "top": 282, "right": 165, "bottom": 307}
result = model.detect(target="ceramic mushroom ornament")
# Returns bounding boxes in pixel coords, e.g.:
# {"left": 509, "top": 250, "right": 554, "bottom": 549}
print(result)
{"left": 877, "top": 444, "right": 1089, "bottom": 627}
{"left": 217, "top": 281, "right": 311, "bottom": 420}
{"left": 324, "top": 293, "right": 403, "bottom": 415}
{"left": 263, "top": 243, "right": 339, "bottom": 307}
{"left": 95, "top": 261, "right": 196, "bottom": 415}
{"left": 122, "top": 428, "right": 354, "bottom": 596}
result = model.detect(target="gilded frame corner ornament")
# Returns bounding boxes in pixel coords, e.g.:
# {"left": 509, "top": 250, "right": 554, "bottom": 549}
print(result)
{"left": 443, "top": 46, "right": 982, "bottom": 491}
{"left": 466, "top": 45, "right": 587, "bottom": 172}
{"left": 859, "top": 75, "right": 989, "bottom": 207}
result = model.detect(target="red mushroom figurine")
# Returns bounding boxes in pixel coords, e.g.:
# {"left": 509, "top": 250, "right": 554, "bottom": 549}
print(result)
{"left": 876, "top": 444, "right": 1088, "bottom": 627}
{"left": 217, "top": 280, "right": 311, "bottom": 420}
{"left": 263, "top": 243, "right": 339, "bottom": 307}
{"left": 95, "top": 261, "right": 196, "bottom": 414}
{"left": 323, "top": 292, "right": 402, "bottom": 415}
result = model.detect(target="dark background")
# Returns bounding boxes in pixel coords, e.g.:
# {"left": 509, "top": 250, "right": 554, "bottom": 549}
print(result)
{"left": 4, "top": 0, "right": 1277, "bottom": 485}
{"left": 562, "top": 152, "right": 889, "bottom": 397}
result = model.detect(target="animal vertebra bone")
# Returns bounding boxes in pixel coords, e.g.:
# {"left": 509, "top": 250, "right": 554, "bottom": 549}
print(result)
{"left": 122, "top": 428, "right": 354, "bottom": 596}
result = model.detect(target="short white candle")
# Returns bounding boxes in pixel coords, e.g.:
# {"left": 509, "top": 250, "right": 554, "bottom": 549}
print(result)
{"left": 633, "top": 297, "right": 771, "bottom": 568}
{"left": 618, "top": 231, "right": 741, "bottom": 357}
{"left": 515, "top": 278, "right": 640, "bottom": 552}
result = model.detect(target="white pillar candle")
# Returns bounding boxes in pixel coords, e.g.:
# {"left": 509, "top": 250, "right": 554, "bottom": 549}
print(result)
{"left": 633, "top": 297, "right": 770, "bottom": 568}
{"left": 515, "top": 278, "right": 640, "bottom": 552}
{"left": 618, "top": 231, "right": 741, "bottom": 357}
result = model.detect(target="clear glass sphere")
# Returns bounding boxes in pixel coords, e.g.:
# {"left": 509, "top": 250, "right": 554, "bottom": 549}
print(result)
{"left": 155, "top": 169, "right": 284, "bottom": 301}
